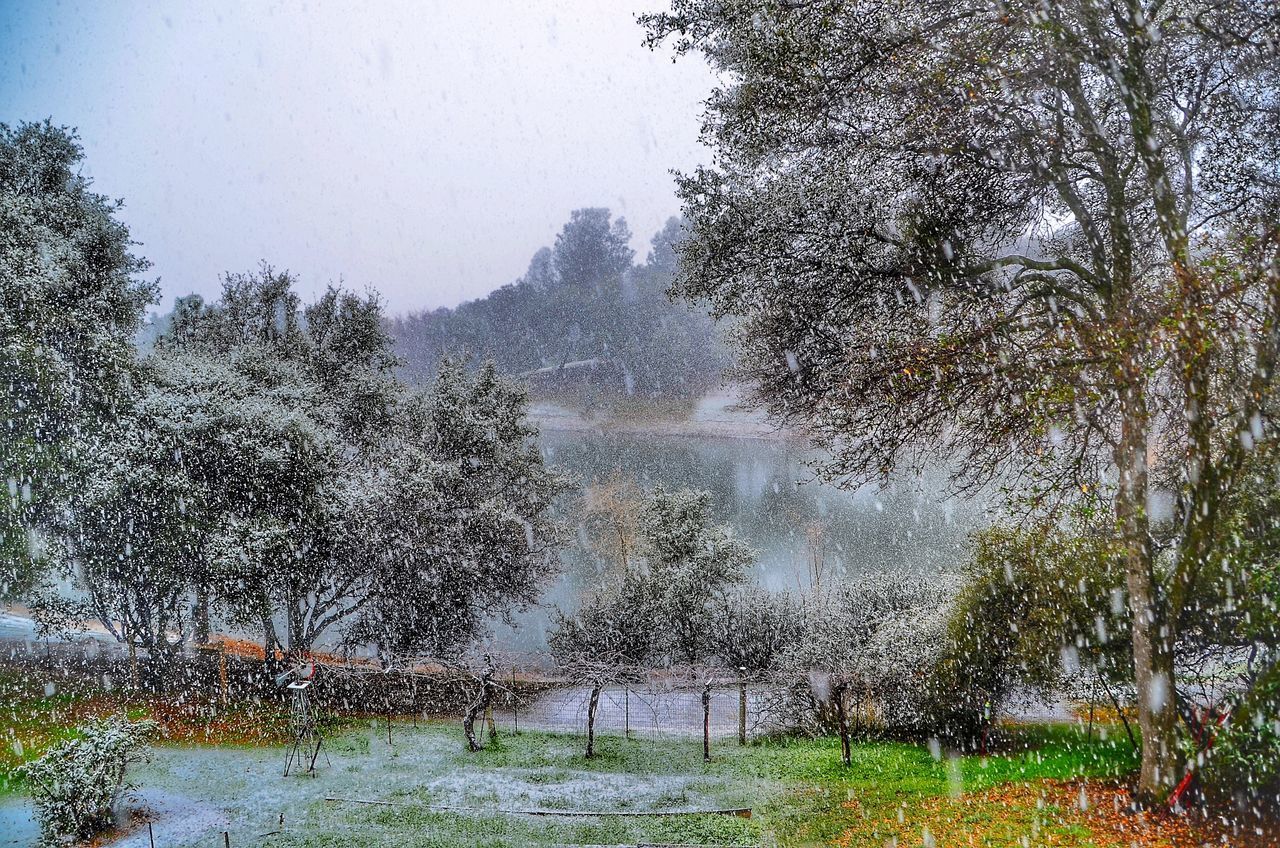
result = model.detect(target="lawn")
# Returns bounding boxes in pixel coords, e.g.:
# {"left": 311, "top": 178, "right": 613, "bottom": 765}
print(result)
{"left": 7, "top": 702, "right": 1148, "bottom": 847}
{"left": 7, "top": 667, "right": 1207, "bottom": 847}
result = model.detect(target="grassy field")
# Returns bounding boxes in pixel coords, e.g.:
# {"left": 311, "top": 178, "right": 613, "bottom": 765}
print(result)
{"left": 126, "top": 721, "right": 1145, "bottom": 847}
{"left": 13, "top": 664, "right": 1243, "bottom": 847}
{"left": 3, "top": 675, "right": 1151, "bottom": 848}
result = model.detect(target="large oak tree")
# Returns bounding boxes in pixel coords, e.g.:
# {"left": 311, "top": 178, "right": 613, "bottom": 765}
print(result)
{"left": 645, "top": 0, "right": 1280, "bottom": 800}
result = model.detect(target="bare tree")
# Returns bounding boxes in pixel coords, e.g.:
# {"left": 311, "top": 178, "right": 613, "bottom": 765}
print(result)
{"left": 549, "top": 579, "right": 654, "bottom": 758}
{"left": 583, "top": 471, "right": 643, "bottom": 576}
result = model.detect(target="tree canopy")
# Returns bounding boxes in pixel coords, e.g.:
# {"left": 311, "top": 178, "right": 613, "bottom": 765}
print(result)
{"left": 645, "top": 0, "right": 1280, "bottom": 801}
{"left": 1, "top": 121, "right": 155, "bottom": 597}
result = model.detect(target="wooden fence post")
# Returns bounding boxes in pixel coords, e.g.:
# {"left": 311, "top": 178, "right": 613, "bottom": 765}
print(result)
{"left": 702, "top": 680, "right": 712, "bottom": 762}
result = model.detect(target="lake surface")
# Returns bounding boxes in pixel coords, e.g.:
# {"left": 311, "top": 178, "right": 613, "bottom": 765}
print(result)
{"left": 488, "top": 423, "right": 989, "bottom": 652}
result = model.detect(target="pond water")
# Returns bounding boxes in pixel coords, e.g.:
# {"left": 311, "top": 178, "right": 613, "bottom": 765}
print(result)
{"left": 488, "top": 425, "right": 989, "bottom": 652}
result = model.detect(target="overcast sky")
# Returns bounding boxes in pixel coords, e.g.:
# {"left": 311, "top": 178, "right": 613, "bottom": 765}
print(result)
{"left": 0, "top": 1, "right": 716, "bottom": 315}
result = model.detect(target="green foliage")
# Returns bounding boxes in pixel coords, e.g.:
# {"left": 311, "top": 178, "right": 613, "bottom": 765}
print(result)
{"left": 944, "top": 518, "right": 1131, "bottom": 714}
{"left": 1202, "top": 667, "right": 1280, "bottom": 806}
{"left": 1185, "top": 451, "right": 1280, "bottom": 651}
{"left": 0, "top": 121, "right": 155, "bottom": 598}
{"left": 17, "top": 716, "right": 155, "bottom": 842}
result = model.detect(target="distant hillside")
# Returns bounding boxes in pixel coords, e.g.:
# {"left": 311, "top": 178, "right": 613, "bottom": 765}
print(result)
{"left": 389, "top": 210, "right": 730, "bottom": 411}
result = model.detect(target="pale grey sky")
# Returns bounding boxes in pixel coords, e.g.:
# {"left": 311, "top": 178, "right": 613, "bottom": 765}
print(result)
{"left": 0, "top": 1, "right": 715, "bottom": 314}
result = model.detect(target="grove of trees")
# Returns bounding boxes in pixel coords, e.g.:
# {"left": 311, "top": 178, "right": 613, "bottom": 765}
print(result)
{"left": 390, "top": 211, "right": 729, "bottom": 409}
{"left": 4, "top": 121, "right": 569, "bottom": 671}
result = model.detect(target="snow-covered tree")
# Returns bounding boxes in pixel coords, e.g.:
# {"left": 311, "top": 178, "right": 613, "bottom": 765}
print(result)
{"left": 645, "top": 0, "right": 1280, "bottom": 801}
{"left": 1, "top": 121, "right": 155, "bottom": 597}
{"left": 780, "top": 575, "right": 953, "bottom": 762}
{"left": 343, "top": 361, "right": 572, "bottom": 661}
{"left": 550, "top": 485, "right": 751, "bottom": 753}
{"left": 69, "top": 395, "right": 211, "bottom": 663}
{"left": 156, "top": 269, "right": 399, "bottom": 658}
{"left": 637, "top": 486, "right": 754, "bottom": 665}
{"left": 705, "top": 584, "right": 803, "bottom": 677}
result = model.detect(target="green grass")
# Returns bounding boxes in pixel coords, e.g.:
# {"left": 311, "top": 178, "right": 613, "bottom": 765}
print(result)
{"left": 0, "top": 667, "right": 99, "bottom": 795}
{"left": 3, "top": 670, "right": 1142, "bottom": 846}
{"left": 256, "top": 722, "right": 1135, "bottom": 847}
{"left": 726, "top": 724, "right": 1137, "bottom": 846}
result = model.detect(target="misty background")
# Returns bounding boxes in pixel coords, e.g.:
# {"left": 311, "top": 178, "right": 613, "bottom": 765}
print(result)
{"left": 1, "top": 1, "right": 985, "bottom": 653}
{"left": 0, "top": 0, "right": 715, "bottom": 313}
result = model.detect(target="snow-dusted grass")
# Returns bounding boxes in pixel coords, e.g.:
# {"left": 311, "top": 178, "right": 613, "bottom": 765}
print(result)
{"left": 2, "top": 687, "right": 1145, "bottom": 848}
{"left": 119, "top": 722, "right": 771, "bottom": 847}
{"left": 103, "top": 720, "right": 1139, "bottom": 848}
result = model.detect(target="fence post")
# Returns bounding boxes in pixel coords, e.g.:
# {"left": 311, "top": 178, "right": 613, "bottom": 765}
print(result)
{"left": 702, "top": 680, "right": 712, "bottom": 762}
{"left": 624, "top": 688, "right": 630, "bottom": 738}
{"left": 219, "top": 644, "right": 229, "bottom": 705}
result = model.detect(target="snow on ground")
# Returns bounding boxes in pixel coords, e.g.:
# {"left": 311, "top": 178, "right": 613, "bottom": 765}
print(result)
{"left": 2, "top": 722, "right": 767, "bottom": 848}
{"left": 0, "top": 797, "right": 40, "bottom": 847}
{"left": 111, "top": 790, "right": 230, "bottom": 848}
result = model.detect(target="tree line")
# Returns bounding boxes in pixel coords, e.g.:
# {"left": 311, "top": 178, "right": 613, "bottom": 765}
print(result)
{"left": 389, "top": 210, "right": 729, "bottom": 411}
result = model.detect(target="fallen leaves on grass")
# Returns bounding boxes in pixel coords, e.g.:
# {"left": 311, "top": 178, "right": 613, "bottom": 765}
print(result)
{"left": 834, "top": 779, "right": 1280, "bottom": 848}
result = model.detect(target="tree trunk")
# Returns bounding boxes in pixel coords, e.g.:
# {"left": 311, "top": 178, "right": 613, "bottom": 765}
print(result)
{"left": 262, "top": 612, "right": 283, "bottom": 677}
{"left": 286, "top": 599, "right": 305, "bottom": 658}
{"left": 125, "top": 619, "right": 139, "bottom": 690}
{"left": 585, "top": 683, "right": 602, "bottom": 758}
{"left": 463, "top": 666, "right": 495, "bottom": 752}
{"left": 194, "top": 580, "right": 211, "bottom": 645}
{"left": 834, "top": 682, "right": 851, "bottom": 767}
{"left": 1116, "top": 393, "right": 1180, "bottom": 803}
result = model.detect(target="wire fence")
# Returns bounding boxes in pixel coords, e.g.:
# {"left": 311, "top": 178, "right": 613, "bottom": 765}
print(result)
{"left": 1, "top": 635, "right": 796, "bottom": 743}
{"left": 494, "top": 681, "right": 783, "bottom": 741}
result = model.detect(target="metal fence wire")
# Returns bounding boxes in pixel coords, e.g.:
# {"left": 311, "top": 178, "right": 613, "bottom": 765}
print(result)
{"left": 493, "top": 681, "right": 783, "bottom": 741}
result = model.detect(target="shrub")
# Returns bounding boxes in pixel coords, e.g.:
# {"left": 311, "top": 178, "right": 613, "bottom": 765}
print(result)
{"left": 18, "top": 716, "right": 156, "bottom": 842}
{"left": 772, "top": 574, "right": 960, "bottom": 740}
{"left": 1201, "top": 667, "right": 1280, "bottom": 812}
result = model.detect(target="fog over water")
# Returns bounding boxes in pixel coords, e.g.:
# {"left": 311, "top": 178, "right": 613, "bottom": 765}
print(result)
{"left": 488, "top": 426, "right": 989, "bottom": 653}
